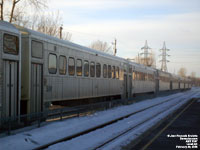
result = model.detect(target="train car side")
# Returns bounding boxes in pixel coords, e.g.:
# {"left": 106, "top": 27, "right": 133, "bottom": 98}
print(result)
{"left": 131, "top": 63, "right": 156, "bottom": 95}
{"left": 158, "top": 70, "right": 171, "bottom": 91}
{"left": 18, "top": 27, "right": 127, "bottom": 113}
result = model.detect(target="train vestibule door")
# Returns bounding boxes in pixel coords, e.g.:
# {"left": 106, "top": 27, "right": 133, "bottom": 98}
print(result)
{"left": 31, "top": 63, "right": 42, "bottom": 113}
{"left": 129, "top": 75, "right": 132, "bottom": 98}
{"left": 4, "top": 60, "right": 18, "bottom": 117}
{"left": 124, "top": 74, "right": 128, "bottom": 99}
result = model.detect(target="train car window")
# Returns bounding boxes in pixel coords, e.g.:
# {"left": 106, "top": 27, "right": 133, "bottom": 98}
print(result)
{"left": 90, "top": 62, "right": 95, "bottom": 77}
{"left": 48, "top": 54, "right": 57, "bottom": 74}
{"left": 134, "top": 72, "right": 137, "bottom": 80}
{"left": 77, "top": 59, "right": 82, "bottom": 76}
{"left": 137, "top": 72, "right": 140, "bottom": 80}
{"left": 96, "top": 63, "right": 101, "bottom": 78}
{"left": 32, "top": 40, "right": 43, "bottom": 58}
{"left": 148, "top": 74, "right": 151, "bottom": 81}
{"left": 59, "top": 55, "right": 66, "bottom": 75}
{"left": 145, "top": 74, "right": 148, "bottom": 81}
{"left": 150, "top": 74, "right": 153, "bottom": 81}
{"left": 103, "top": 64, "right": 107, "bottom": 78}
{"left": 108, "top": 65, "right": 111, "bottom": 78}
{"left": 69, "top": 57, "right": 75, "bottom": 76}
{"left": 112, "top": 66, "right": 115, "bottom": 79}
{"left": 116, "top": 67, "right": 119, "bottom": 79}
{"left": 140, "top": 72, "right": 143, "bottom": 80}
{"left": 3, "top": 33, "right": 19, "bottom": 55}
{"left": 152, "top": 75, "right": 155, "bottom": 81}
{"left": 84, "top": 60, "right": 89, "bottom": 77}
{"left": 129, "top": 67, "right": 132, "bottom": 73}
{"left": 139, "top": 72, "right": 142, "bottom": 80}
{"left": 143, "top": 73, "right": 145, "bottom": 81}
{"left": 132, "top": 71, "right": 135, "bottom": 80}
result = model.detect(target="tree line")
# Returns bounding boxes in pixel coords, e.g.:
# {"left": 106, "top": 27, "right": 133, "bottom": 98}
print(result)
{"left": 0, "top": 0, "right": 71, "bottom": 40}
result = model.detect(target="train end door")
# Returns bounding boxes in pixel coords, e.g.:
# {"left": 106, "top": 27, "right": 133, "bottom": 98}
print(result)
{"left": 123, "top": 74, "right": 128, "bottom": 99}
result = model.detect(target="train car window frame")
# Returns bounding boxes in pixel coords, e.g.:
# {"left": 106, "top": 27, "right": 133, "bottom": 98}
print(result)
{"left": 90, "top": 61, "right": 95, "bottom": 77}
{"left": 48, "top": 53, "right": 57, "bottom": 74}
{"left": 96, "top": 63, "right": 101, "bottom": 78}
{"left": 76, "top": 59, "right": 82, "bottom": 76}
{"left": 59, "top": 55, "right": 67, "bottom": 75}
{"left": 84, "top": 60, "right": 89, "bottom": 77}
{"left": 103, "top": 64, "right": 107, "bottom": 78}
{"left": 68, "top": 57, "right": 75, "bottom": 76}
{"left": 108, "top": 65, "right": 111, "bottom": 78}
{"left": 3, "top": 33, "right": 19, "bottom": 55}
{"left": 31, "top": 40, "right": 43, "bottom": 58}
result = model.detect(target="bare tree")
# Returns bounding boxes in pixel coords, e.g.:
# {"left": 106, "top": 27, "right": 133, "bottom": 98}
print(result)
{"left": 0, "top": 0, "right": 46, "bottom": 22}
{"left": 9, "top": 0, "right": 46, "bottom": 23}
{"left": 2, "top": 1, "right": 72, "bottom": 41}
{"left": 89, "top": 40, "right": 111, "bottom": 53}
{"left": 178, "top": 67, "right": 187, "bottom": 77}
{"left": 34, "top": 12, "right": 72, "bottom": 41}
{"left": 0, "top": 0, "right": 4, "bottom": 20}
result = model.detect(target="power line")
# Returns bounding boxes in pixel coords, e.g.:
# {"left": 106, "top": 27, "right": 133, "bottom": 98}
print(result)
{"left": 170, "top": 61, "right": 199, "bottom": 64}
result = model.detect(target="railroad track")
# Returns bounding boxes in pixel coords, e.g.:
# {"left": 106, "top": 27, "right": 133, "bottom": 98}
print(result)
{"left": 33, "top": 90, "right": 198, "bottom": 150}
{"left": 94, "top": 98, "right": 196, "bottom": 150}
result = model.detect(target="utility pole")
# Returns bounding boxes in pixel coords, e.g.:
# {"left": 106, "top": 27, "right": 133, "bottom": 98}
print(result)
{"left": 159, "top": 41, "right": 170, "bottom": 72}
{"left": 140, "top": 40, "right": 152, "bottom": 66}
{"left": 112, "top": 38, "right": 117, "bottom": 56}
{"left": 59, "top": 25, "right": 63, "bottom": 39}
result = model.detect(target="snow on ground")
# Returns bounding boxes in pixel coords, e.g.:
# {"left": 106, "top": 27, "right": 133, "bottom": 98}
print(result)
{"left": 0, "top": 88, "right": 200, "bottom": 150}
{"left": 46, "top": 88, "right": 200, "bottom": 150}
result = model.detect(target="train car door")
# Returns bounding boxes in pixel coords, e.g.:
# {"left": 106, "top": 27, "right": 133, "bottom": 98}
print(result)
{"left": 155, "top": 71, "right": 159, "bottom": 94}
{"left": 31, "top": 63, "right": 43, "bottom": 113}
{"left": 124, "top": 74, "right": 128, "bottom": 98}
{"left": 4, "top": 60, "right": 18, "bottom": 117}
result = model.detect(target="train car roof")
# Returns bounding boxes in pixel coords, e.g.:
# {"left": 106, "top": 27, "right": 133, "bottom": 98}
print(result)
{"left": 157, "top": 69, "right": 171, "bottom": 77}
{"left": 16, "top": 25, "right": 127, "bottom": 63}
{"left": 129, "top": 61, "right": 156, "bottom": 74}
{"left": 0, "top": 21, "right": 20, "bottom": 34}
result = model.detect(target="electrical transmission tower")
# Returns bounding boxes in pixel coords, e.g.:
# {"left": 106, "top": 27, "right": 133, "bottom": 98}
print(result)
{"left": 140, "top": 40, "right": 152, "bottom": 67}
{"left": 159, "top": 41, "right": 170, "bottom": 72}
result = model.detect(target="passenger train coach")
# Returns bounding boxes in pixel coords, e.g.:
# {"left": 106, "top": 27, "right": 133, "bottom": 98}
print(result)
{"left": 0, "top": 21, "right": 191, "bottom": 119}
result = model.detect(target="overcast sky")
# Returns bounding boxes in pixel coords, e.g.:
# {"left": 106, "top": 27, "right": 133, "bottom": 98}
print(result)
{"left": 48, "top": 0, "right": 200, "bottom": 77}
